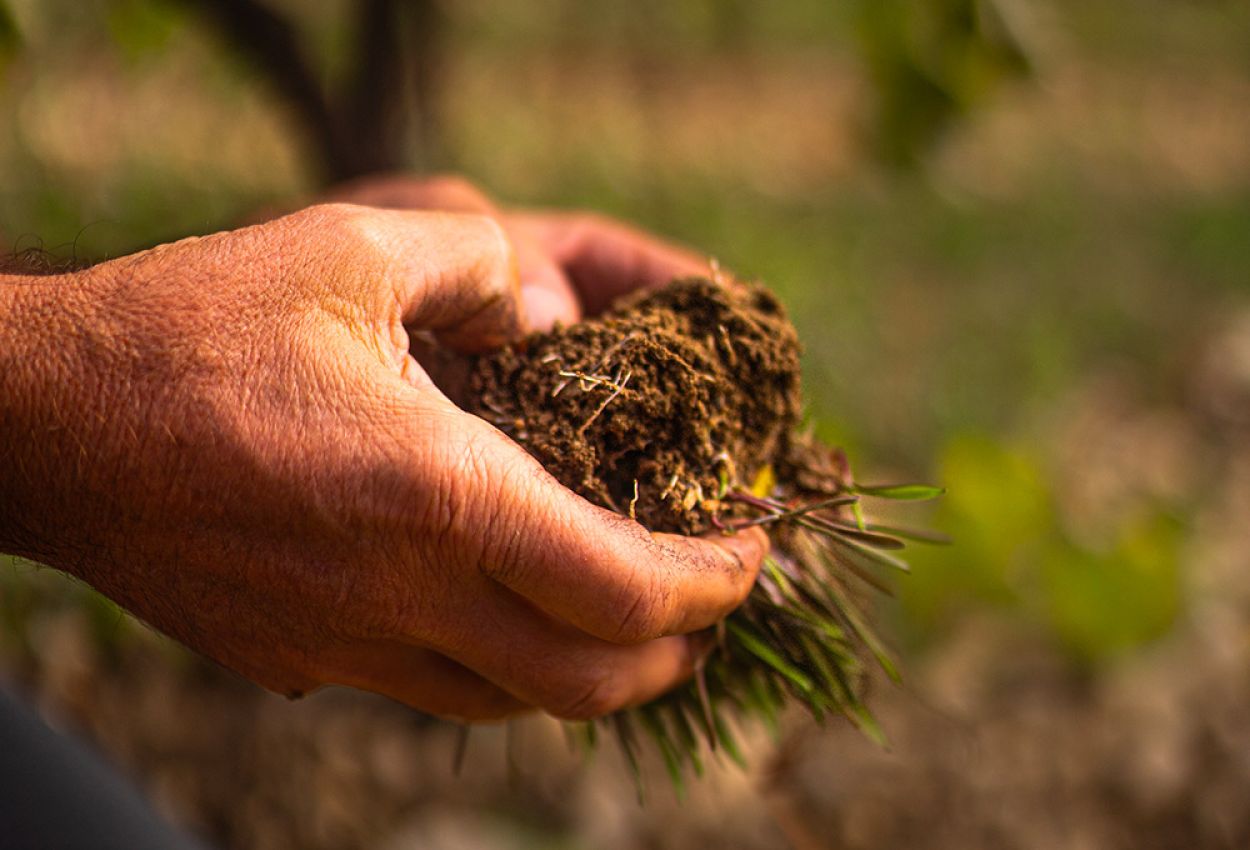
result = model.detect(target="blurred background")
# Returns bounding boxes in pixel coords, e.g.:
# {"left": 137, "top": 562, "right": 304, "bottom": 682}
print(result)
{"left": 1, "top": 0, "right": 1247, "bottom": 847}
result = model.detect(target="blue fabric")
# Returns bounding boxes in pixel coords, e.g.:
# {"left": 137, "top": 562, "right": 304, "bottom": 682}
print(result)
{"left": 0, "top": 683, "right": 211, "bottom": 850}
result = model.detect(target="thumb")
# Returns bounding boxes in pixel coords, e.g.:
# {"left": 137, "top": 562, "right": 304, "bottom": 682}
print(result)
{"left": 323, "top": 178, "right": 581, "bottom": 332}
{"left": 346, "top": 206, "right": 524, "bottom": 353}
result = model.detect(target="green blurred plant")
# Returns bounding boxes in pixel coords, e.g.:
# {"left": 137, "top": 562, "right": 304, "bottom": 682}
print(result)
{"left": 899, "top": 436, "right": 1183, "bottom": 662}
{"left": 0, "top": 0, "right": 19, "bottom": 82}
{"left": 854, "top": 0, "right": 1036, "bottom": 170}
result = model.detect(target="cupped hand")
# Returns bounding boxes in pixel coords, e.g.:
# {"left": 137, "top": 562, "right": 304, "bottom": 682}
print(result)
{"left": 0, "top": 204, "right": 763, "bottom": 721}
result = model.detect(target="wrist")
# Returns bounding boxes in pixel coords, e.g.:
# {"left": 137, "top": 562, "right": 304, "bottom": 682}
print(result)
{"left": 0, "top": 267, "right": 109, "bottom": 561}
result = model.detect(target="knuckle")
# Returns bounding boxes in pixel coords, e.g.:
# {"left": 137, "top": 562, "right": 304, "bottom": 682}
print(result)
{"left": 430, "top": 425, "right": 531, "bottom": 583}
{"left": 284, "top": 204, "right": 381, "bottom": 272}
{"left": 597, "top": 518, "right": 674, "bottom": 643}
{"left": 570, "top": 210, "right": 611, "bottom": 234}
{"left": 418, "top": 439, "right": 473, "bottom": 557}
{"left": 419, "top": 470, "right": 464, "bottom": 566}
{"left": 474, "top": 487, "right": 533, "bottom": 587}
{"left": 291, "top": 202, "right": 365, "bottom": 234}
{"left": 422, "top": 174, "right": 488, "bottom": 206}
{"left": 610, "top": 570, "right": 669, "bottom": 644}
{"left": 466, "top": 213, "right": 516, "bottom": 285}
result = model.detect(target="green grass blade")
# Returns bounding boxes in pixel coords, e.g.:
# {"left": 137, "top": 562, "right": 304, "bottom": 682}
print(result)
{"left": 827, "top": 531, "right": 913, "bottom": 573}
{"left": 824, "top": 586, "right": 902, "bottom": 683}
{"left": 865, "top": 522, "right": 952, "bottom": 545}
{"left": 667, "top": 702, "right": 705, "bottom": 777}
{"left": 613, "top": 713, "right": 646, "bottom": 805}
{"left": 819, "top": 522, "right": 907, "bottom": 550}
{"left": 848, "top": 703, "right": 890, "bottom": 748}
{"left": 853, "top": 483, "right": 945, "bottom": 501}
{"left": 639, "top": 705, "right": 685, "bottom": 799}
{"left": 763, "top": 556, "right": 800, "bottom": 602}
{"left": 712, "top": 710, "right": 747, "bottom": 769}
{"left": 727, "top": 621, "right": 815, "bottom": 694}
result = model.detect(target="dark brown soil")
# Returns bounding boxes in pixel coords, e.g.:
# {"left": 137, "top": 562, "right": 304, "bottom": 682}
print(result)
{"left": 466, "top": 278, "right": 803, "bottom": 534}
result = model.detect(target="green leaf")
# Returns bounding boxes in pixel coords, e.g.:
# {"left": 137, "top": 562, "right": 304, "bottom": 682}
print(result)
{"left": 613, "top": 713, "right": 646, "bottom": 805}
{"left": 818, "top": 520, "right": 907, "bottom": 550}
{"left": 798, "top": 633, "right": 854, "bottom": 709}
{"left": 791, "top": 495, "right": 861, "bottom": 515}
{"left": 785, "top": 605, "right": 852, "bottom": 646}
{"left": 666, "top": 702, "right": 705, "bottom": 777}
{"left": 712, "top": 711, "right": 747, "bottom": 769}
{"left": 847, "top": 703, "right": 889, "bottom": 748}
{"left": 865, "top": 523, "right": 953, "bottom": 545}
{"left": 851, "top": 499, "right": 868, "bottom": 531}
{"left": 693, "top": 662, "right": 717, "bottom": 750}
{"left": 639, "top": 706, "right": 685, "bottom": 799}
{"left": 763, "top": 556, "right": 800, "bottom": 602}
{"left": 727, "top": 621, "right": 815, "bottom": 694}
{"left": 827, "top": 531, "right": 913, "bottom": 573}
{"left": 808, "top": 549, "right": 895, "bottom": 595}
{"left": 742, "top": 670, "right": 782, "bottom": 733}
{"left": 853, "top": 482, "right": 946, "bottom": 500}
{"left": 825, "top": 585, "right": 902, "bottom": 683}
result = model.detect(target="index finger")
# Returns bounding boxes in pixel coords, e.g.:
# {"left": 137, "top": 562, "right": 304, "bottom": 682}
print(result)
{"left": 508, "top": 211, "right": 713, "bottom": 315}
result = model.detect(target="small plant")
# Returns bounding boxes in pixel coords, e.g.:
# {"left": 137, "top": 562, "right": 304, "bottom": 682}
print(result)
{"left": 618, "top": 468, "right": 943, "bottom": 797}
{"left": 466, "top": 277, "right": 944, "bottom": 796}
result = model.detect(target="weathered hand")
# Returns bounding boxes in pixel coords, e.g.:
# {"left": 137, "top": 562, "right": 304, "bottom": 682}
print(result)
{"left": 322, "top": 173, "right": 715, "bottom": 329}
{"left": 0, "top": 204, "right": 764, "bottom": 721}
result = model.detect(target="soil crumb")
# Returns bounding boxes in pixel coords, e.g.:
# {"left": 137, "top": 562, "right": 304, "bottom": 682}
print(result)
{"left": 466, "top": 278, "right": 802, "bottom": 534}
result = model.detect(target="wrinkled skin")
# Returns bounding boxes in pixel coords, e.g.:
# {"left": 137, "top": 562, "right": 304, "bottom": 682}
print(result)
{"left": 0, "top": 177, "right": 765, "bottom": 722}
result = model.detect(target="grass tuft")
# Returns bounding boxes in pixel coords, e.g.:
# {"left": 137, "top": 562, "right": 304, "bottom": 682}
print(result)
{"left": 576, "top": 457, "right": 942, "bottom": 795}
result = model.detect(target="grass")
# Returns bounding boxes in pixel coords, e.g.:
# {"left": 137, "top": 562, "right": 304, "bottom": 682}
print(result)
{"left": 585, "top": 462, "right": 945, "bottom": 799}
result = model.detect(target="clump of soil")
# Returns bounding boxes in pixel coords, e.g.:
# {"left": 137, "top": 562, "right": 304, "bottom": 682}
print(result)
{"left": 467, "top": 279, "right": 803, "bottom": 533}
{"left": 465, "top": 276, "right": 924, "bottom": 785}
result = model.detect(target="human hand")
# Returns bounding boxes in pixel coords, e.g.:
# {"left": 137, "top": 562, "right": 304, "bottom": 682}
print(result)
{"left": 321, "top": 173, "right": 715, "bottom": 330}
{"left": 0, "top": 204, "right": 765, "bottom": 721}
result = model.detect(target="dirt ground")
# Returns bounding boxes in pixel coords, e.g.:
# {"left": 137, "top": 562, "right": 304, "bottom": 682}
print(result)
{"left": 6, "top": 511, "right": 1248, "bottom": 850}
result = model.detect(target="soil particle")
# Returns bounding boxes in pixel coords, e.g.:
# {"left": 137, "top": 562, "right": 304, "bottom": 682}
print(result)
{"left": 466, "top": 278, "right": 803, "bottom": 534}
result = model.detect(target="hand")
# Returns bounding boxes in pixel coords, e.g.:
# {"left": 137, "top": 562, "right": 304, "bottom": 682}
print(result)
{"left": 320, "top": 173, "right": 715, "bottom": 329}
{"left": 0, "top": 204, "right": 764, "bottom": 721}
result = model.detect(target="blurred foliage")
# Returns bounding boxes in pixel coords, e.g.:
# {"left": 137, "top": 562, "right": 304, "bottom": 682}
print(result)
{"left": 106, "top": 0, "right": 187, "bottom": 62}
{"left": 0, "top": 556, "right": 135, "bottom": 662}
{"left": 3, "top": 0, "right": 1247, "bottom": 672}
{"left": 0, "top": 2, "right": 19, "bottom": 78}
{"left": 854, "top": 0, "right": 1034, "bottom": 169}
{"left": 898, "top": 437, "right": 1183, "bottom": 662}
